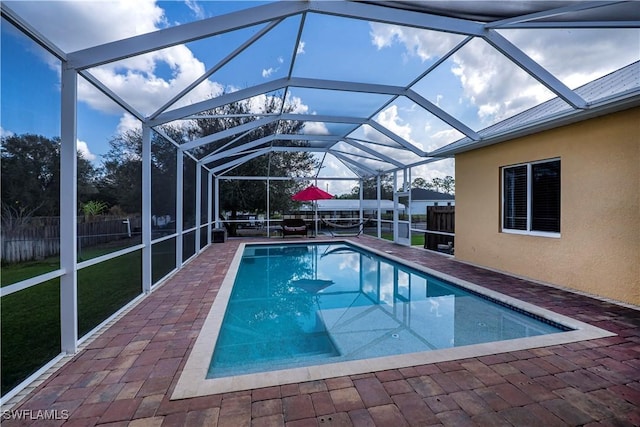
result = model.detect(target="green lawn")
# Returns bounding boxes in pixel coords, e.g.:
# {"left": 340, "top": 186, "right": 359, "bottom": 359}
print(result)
{"left": 376, "top": 232, "right": 426, "bottom": 247}
{"left": 1, "top": 239, "right": 142, "bottom": 287}
{"left": 1, "top": 247, "right": 146, "bottom": 396}
{"left": 0, "top": 278, "right": 61, "bottom": 397}
{"left": 1, "top": 258, "right": 60, "bottom": 287}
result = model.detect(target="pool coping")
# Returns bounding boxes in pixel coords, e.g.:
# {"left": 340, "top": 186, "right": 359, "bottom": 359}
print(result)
{"left": 171, "top": 239, "right": 616, "bottom": 400}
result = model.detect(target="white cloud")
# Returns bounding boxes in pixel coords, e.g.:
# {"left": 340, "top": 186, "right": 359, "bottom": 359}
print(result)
{"left": 262, "top": 67, "right": 277, "bottom": 78}
{"left": 410, "top": 158, "right": 455, "bottom": 183}
{"left": 184, "top": 0, "right": 206, "bottom": 20}
{"left": 369, "top": 23, "right": 639, "bottom": 127}
{"left": 117, "top": 113, "right": 142, "bottom": 136}
{"left": 376, "top": 105, "right": 412, "bottom": 141}
{"left": 79, "top": 43, "right": 224, "bottom": 116}
{"left": 12, "top": 1, "right": 223, "bottom": 117}
{"left": 8, "top": 0, "right": 166, "bottom": 53}
{"left": 426, "top": 129, "right": 463, "bottom": 153}
{"left": 76, "top": 139, "right": 97, "bottom": 161}
{"left": 0, "top": 127, "right": 15, "bottom": 138}
{"left": 449, "top": 38, "right": 559, "bottom": 126}
{"left": 297, "top": 41, "right": 306, "bottom": 55}
{"left": 502, "top": 28, "right": 640, "bottom": 89}
{"left": 316, "top": 156, "right": 360, "bottom": 195}
{"left": 303, "top": 122, "right": 330, "bottom": 135}
{"left": 284, "top": 95, "right": 310, "bottom": 115}
{"left": 370, "top": 23, "right": 463, "bottom": 62}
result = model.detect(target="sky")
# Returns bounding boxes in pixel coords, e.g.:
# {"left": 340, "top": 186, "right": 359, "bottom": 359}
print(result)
{"left": 1, "top": 0, "right": 638, "bottom": 195}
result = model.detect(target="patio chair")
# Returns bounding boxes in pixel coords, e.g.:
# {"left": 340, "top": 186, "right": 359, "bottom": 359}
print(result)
{"left": 281, "top": 218, "right": 308, "bottom": 237}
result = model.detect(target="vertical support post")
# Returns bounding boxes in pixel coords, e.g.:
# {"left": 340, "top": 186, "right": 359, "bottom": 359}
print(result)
{"left": 266, "top": 177, "right": 270, "bottom": 236}
{"left": 314, "top": 178, "right": 319, "bottom": 237}
{"left": 358, "top": 179, "right": 364, "bottom": 224}
{"left": 407, "top": 168, "right": 412, "bottom": 235}
{"left": 195, "top": 162, "right": 201, "bottom": 252}
{"left": 376, "top": 175, "right": 381, "bottom": 238}
{"left": 60, "top": 66, "right": 78, "bottom": 353}
{"left": 176, "top": 149, "right": 183, "bottom": 267}
{"left": 393, "top": 171, "right": 398, "bottom": 242}
{"left": 207, "top": 172, "right": 212, "bottom": 245}
{"left": 141, "top": 125, "right": 152, "bottom": 293}
{"left": 214, "top": 177, "right": 220, "bottom": 229}
{"left": 266, "top": 152, "right": 271, "bottom": 236}
{"left": 359, "top": 253, "right": 365, "bottom": 291}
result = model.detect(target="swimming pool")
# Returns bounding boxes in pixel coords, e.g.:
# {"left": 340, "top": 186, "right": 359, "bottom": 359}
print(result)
{"left": 173, "top": 240, "right": 614, "bottom": 399}
{"left": 208, "top": 242, "right": 564, "bottom": 378}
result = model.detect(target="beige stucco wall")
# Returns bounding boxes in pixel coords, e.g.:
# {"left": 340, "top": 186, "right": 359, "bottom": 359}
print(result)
{"left": 455, "top": 107, "right": 640, "bottom": 305}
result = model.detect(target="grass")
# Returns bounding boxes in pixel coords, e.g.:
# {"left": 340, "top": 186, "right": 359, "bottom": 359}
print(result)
{"left": 1, "top": 258, "right": 60, "bottom": 287}
{"left": 376, "top": 232, "right": 426, "bottom": 247}
{"left": 1, "top": 244, "right": 150, "bottom": 396}
{"left": 77, "top": 250, "right": 142, "bottom": 337}
{"left": 152, "top": 237, "right": 177, "bottom": 283}
{"left": 0, "top": 278, "right": 61, "bottom": 396}
{"left": 1, "top": 238, "right": 142, "bottom": 287}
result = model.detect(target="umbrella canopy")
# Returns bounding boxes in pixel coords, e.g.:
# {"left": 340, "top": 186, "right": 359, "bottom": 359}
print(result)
{"left": 291, "top": 185, "right": 334, "bottom": 201}
{"left": 291, "top": 185, "right": 333, "bottom": 237}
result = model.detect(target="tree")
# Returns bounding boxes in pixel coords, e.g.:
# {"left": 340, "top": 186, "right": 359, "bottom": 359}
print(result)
{"left": 411, "top": 175, "right": 455, "bottom": 195}
{"left": 342, "top": 174, "right": 394, "bottom": 200}
{"left": 189, "top": 95, "right": 318, "bottom": 235}
{"left": 1, "top": 133, "right": 99, "bottom": 217}
{"left": 98, "top": 126, "right": 183, "bottom": 218}
{"left": 98, "top": 129, "right": 143, "bottom": 214}
{"left": 98, "top": 96, "right": 318, "bottom": 235}
{"left": 411, "top": 177, "right": 429, "bottom": 189}
{"left": 433, "top": 176, "right": 455, "bottom": 194}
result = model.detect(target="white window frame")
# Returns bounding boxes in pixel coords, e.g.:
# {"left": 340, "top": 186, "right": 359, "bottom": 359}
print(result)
{"left": 501, "top": 158, "right": 561, "bottom": 238}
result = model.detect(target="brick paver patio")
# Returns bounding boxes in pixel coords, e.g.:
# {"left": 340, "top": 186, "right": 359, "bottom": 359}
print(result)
{"left": 3, "top": 236, "right": 639, "bottom": 426}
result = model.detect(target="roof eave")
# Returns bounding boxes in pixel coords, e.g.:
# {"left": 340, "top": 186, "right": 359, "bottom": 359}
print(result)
{"left": 429, "top": 92, "right": 640, "bottom": 158}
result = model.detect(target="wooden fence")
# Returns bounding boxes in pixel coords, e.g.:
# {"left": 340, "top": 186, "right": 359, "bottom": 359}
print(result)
{"left": 1, "top": 216, "right": 141, "bottom": 263}
{"left": 424, "top": 206, "right": 455, "bottom": 252}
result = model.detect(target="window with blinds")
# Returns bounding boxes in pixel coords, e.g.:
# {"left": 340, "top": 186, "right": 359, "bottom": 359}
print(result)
{"left": 502, "top": 159, "right": 560, "bottom": 234}
{"left": 503, "top": 165, "right": 527, "bottom": 230}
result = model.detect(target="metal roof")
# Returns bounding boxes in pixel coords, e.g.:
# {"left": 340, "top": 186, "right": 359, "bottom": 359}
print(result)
{"left": 410, "top": 188, "right": 455, "bottom": 201}
{"left": 3, "top": 0, "right": 639, "bottom": 179}
{"left": 362, "top": 1, "right": 640, "bottom": 23}
{"left": 430, "top": 60, "right": 640, "bottom": 157}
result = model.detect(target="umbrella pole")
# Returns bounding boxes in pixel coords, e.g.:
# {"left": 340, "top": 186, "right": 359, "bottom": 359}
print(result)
{"left": 314, "top": 201, "right": 318, "bottom": 237}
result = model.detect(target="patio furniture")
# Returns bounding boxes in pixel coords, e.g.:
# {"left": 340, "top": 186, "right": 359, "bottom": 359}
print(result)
{"left": 437, "top": 242, "right": 454, "bottom": 255}
{"left": 321, "top": 217, "right": 370, "bottom": 237}
{"left": 281, "top": 218, "right": 308, "bottom": 237}
{"left": 212, "top": 228, "right": 227, "bottom": 243}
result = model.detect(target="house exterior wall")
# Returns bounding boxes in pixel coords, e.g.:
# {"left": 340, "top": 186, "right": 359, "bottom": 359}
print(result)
{"left": 455, "top": 107, "right": 640, "bottom": 305}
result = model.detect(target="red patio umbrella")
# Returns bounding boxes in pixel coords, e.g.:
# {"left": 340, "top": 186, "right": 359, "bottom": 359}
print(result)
{"left": 291, "top": 185, "right": 334, "bottom": 201}
{"left": 291, "top": 185, "right": 333, "bottom": 236}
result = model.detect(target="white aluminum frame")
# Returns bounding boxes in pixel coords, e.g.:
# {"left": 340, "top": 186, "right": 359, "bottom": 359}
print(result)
{"left": 1, "top": 0, "right": 638, "bottom": 402}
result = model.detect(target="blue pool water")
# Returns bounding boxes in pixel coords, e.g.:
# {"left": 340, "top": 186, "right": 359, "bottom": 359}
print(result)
{"left": 207, "top": 243, "right": 566, "bottom": 379}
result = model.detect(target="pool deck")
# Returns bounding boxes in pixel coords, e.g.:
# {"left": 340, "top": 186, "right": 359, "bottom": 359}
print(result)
{"left": 3, "top": 236, "right": 640, "bottom": 426}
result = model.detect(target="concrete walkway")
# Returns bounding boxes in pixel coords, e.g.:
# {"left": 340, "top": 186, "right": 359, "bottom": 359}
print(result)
{"left": 3, "top": 236, "right": 639, "bottom": 426}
